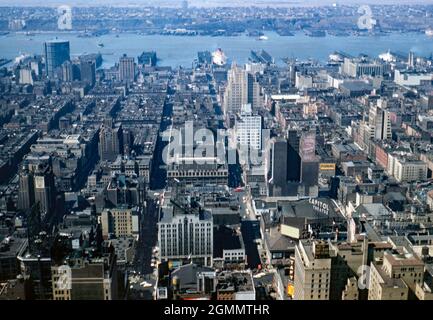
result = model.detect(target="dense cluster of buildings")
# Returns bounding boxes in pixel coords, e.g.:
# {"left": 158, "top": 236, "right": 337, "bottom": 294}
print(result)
{"left": 0, "top": 15, "right": 433, "bottom": 301}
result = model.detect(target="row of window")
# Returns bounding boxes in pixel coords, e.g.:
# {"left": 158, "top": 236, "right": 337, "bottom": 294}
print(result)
{"left": 160, "top": 223, "right": 211, "bottom": 228}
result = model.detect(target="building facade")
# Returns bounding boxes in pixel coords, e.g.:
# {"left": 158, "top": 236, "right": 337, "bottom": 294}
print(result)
{"left": 44, "top": 40, "right": 70, "bottom": 78}
{"left": 294, "top": 240, "right": 332, "bottom": 300}
{"left": 158, "top": 208, "right": 213, "bottom": 267}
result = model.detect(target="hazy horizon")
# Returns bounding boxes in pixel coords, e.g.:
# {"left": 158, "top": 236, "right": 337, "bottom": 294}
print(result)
{"left": 1, "top": 0, "right": 433, "bottom": 7}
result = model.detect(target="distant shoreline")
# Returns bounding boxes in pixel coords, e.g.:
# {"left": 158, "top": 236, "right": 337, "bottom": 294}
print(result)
{"left": 5, "top": 30, "right": 429, "bottom": 37}
{"left": 1, "top": 2, "right": 433, "bottom": 8}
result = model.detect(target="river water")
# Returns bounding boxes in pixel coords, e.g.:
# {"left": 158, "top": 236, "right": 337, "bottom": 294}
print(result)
{"left": 1, "top": 31, "right": 432, "bottom": 68}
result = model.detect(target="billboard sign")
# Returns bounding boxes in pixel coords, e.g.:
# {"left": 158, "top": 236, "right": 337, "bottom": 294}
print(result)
{"left": 300, "top": 131, "right": 316, "bottom": 161}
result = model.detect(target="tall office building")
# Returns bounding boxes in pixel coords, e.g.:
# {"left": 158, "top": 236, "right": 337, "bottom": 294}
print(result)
{"left": 408, "top": 51, "right": 415, "bottom": 68}
{"left": 79, "top": 59, "right": 96, "bottom": 85}
{"left": 223, "top": 64, "right": 261, "bottom": 116}
{"left": 19, "top": 68, "right": 35, "bottom": 85}
{"left": 224, "top": 64, "right": 247, "bottom": 115}
{"left": 30, "top": 59, "right": 43, "bottom": 77}
{"left": 300, "top": 131, "right": 319, "bottom": 196}
{"left": 247, "top": 72, "right": 261, "bottom": 109}
{"left": 287, "top": 129, "right": 301, "bottom": 182}
{"left": 294, "top": 240, "right": 332, "bottom": 300}
{"left": 235, "top": 104, "right": 262, "bottom": 151}
{"left": 271, "top": 138, "right": 289, "bottom": 196}
{"left": 44, "top": 39, "right": 70, "bottom": 78}
{"left": 158, "top": 199, "right": 213, "bottom": 267}
{"left": 367, "top": 104, "right": 392, "bottom": 141}
{"left": 18, "top": 163, "right": 56, "bottom": 219}
{"left": 33, "top": 164, "right": 56, "bottom": 218}
{"left": 270, "top": 130, "right": 318, "bottom": 197}
{"left": 98, "top": 121, "right": 124, "bottom": 162}
{"left": 18, "top": 168, "right": 35, "bottom": 211}
{"left": 118, "top": 54, "right": 135, "bottom": 83}
{"left": 61, "top": 61, "right": 73, "bottom": 82}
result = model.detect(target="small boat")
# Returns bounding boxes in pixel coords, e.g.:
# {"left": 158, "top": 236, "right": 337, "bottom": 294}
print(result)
{"left": 97, "top": 43, "right": 104, "bottom": 48}
{"left": 257, "top": 35, "right": 268, "bottom": 41}
{"left": 426, "top": 29, "right": 433, "bottom": 37}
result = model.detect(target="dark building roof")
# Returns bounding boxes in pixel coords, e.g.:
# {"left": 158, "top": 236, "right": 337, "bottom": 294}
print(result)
{"left": 171, "top": 263, "right": 214, "bottom": 291}
{"left": 213, "top": 225, "right": 243, "bottom": 258}
{"left": 280, "top": 197, "right": 341, "bottom": 220}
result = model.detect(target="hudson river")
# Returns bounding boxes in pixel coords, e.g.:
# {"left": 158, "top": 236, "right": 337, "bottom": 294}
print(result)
{"left": 1, "top": 31, "right": 432, "bottom": 67}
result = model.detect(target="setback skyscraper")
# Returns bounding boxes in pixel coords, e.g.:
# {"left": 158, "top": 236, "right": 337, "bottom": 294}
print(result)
{"left": 98, "top": 119, "right": 124, "bottom": 162}
{"left": 223, "top": 64, "right": 262, "bottom": 116}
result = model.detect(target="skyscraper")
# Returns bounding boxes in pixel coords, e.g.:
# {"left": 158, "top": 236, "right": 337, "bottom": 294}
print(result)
{"left": 61, "top": 61, "right": 73, "bottom": 82}
{"left": 247, "top": 73, "right": 262, "bottom": 110}
{"left": 224, "top": 64, "right": 246, "bottom": 116}
{"left": 271, "top": 138, "right": 289, "bottom": 196}
{"left": 30, "top": 59, "right": 43, "bottom": 78}
{"left": 18, "top": 168, "right": 35, "bottom": 211}
{"left": 235, "top": 104, "right": 262, "bottom": 151}
{"left": 287, "top": 129, "right": 301, "bottom": 182}
{"left": 300, "top": 130, "right": 319, "bottom": 197}
{"left": 33, "top": 164, "right": 56, "bottom": 218}
{"left": 368, "top": 104, "right": 392, "bottom": 141}
{"left": 44, "top": 39, "right": 70, "bottom": 78}
{"left": 408, "top": 51, "right": 415, "bottom": 68}
{"left": 270, "top": 129, "right": 319, "bottom": 197}
{"left": 118, "top": 54, "right": 135, "bottom": 83}
{"left": 79, "top": 59, "right": 96, "bottom": 85}
{"left": 19, "top": 68, "right": 35, "bottom": 85}
{"left": 223, "top": 64, "right": 261, "bottom": 116}
{"left": 98, "top": 121, "right": 124, "bottom": 162}
{"left": 294, "top": 240, "right": 331, "bottom": 300}
{"left": 18, "top": 161, "right": 56, "bottom": 218}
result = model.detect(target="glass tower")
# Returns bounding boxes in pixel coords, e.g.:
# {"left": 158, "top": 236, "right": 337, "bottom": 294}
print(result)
{"left": 44, "top": 39, "right": 70, "bottom": 78}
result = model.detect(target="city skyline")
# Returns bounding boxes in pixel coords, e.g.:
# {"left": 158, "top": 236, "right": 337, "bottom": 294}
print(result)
{"left": 0, "top": 2, "right": 433, "bottom": 304}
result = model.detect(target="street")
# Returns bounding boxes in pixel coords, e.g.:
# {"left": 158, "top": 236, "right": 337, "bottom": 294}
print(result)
{"left": 131, "top": 197, "right": 159, "bottom": 276}
{"left": 237, "top": 188, "right": 262, "bottom": 270}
